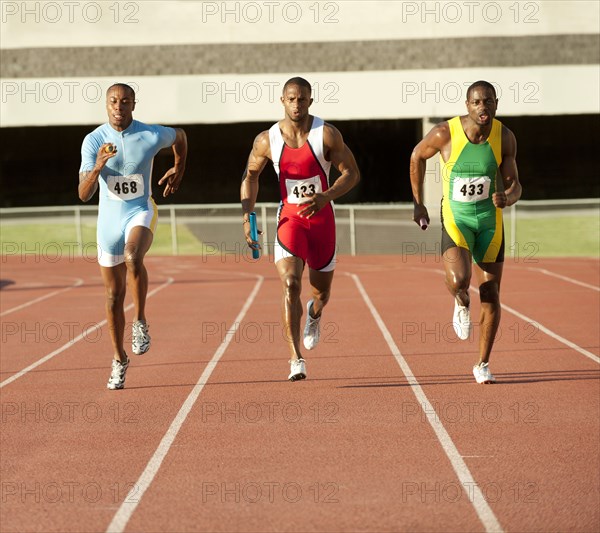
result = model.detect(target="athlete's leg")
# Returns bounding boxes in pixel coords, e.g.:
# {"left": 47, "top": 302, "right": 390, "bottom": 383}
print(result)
{"left": 275, "top": 256, "right": 305, "bottom": 361}
{"left": 124, "top": 226, "right": 153, "bottom": 322}
{"left": 473, "top": 261, "right": 503, "bottom": 364}
{"left": 100, "top": 264, "right": 128, "bottom": 362}
{"left": 307, "top": 268, "right": 334, "bottom": 319}
{"left": 442, "top": 246, "right": 472, "bottom": 307}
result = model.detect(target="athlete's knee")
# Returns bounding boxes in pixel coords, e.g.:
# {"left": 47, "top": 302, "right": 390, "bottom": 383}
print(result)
{"left": 281, "top": 274, "right": 302, "bottom": 299}
{"left": 105, "top": 285, "right": 125, "bottom": 311}
{"left": 445, "top": 272, "right": 470, "bottom": 294}
{"left": 313, "top": 289, "right": 331, "bottom": 307}
{"left": 479, "top": 280, "right": 500, "bottom": 305}
{"left": 124, "top": 248, "right": 145, "bottom": 275}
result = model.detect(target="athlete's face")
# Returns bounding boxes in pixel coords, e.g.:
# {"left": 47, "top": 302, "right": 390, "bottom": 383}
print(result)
{"left": 106, "top": 86, "right": 136, "bottom": 131}
{"left": 466, "top": 87, "right": 498, "bottom": 127}
{"left": 281, "top": 85, "right": 312, "bottom": 122}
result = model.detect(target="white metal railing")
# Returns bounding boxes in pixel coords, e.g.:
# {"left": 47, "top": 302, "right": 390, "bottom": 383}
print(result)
{"left": 1, "top": 199, "right": 598, "bottom": 257}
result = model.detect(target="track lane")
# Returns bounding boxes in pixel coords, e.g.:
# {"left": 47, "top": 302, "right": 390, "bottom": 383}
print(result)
{"left": 352, "top": 256, "right": 599, "bottom": 533}
{"left": 0, "top": 259, "right": 260, "bottom": 533}
{"left": 120, "top": 259, "right": 486, "bottom": 533}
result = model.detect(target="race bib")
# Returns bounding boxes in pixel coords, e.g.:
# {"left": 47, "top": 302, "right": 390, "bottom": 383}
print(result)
{"left": 107, "top": 174, "right": 144, "bottom": 201}
{"left": 452, "top": 176, "right": 491, "bottom": 202}
{"left": 285, "top": 176, "right": 322, "bottom": 205}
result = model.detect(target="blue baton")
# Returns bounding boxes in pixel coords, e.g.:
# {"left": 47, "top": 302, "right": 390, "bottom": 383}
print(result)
{"left": 249, "top": 212, "right": 260, "bottom": 259}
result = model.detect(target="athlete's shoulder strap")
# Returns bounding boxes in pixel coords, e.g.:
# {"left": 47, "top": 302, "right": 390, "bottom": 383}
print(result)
{"left": 268, "top": 122, "right": 284, "bottom": 176}
{"left": 447, "top": 116, "right": 468, "bottom": 164}
{"left": 307, "top": 116, "right": 331, "bottom": 177}
{"left": 488, "top": 118, "right": 503, "bottom": 165}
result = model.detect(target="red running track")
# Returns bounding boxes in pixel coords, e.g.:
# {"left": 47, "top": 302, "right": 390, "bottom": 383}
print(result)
{"left": 0, "top": 254, "right": 598, "bottom": 532}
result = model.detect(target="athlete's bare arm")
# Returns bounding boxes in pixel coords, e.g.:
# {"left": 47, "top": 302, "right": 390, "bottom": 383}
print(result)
{"left": 78, "top": 143, "right": 117, "bottom": 202}
{"left": 297, "top": 123, "right": 360, "bottom": 219}
{"left": 493, "top": 127, "right": 522, "bottom": 208}
{"left": 409, "top": 122, "right": 450, "bottom": 224}
{"left": 241, "top": 130, "right": 271, "bottom": 244}
{"left": 158, "top": 128, "right": 188, "bottom": 197}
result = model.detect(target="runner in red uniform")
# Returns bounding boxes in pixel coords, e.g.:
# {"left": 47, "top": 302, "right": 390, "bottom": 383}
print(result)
{"left": 241, "top": 77, "right": 361, "bottom": 381}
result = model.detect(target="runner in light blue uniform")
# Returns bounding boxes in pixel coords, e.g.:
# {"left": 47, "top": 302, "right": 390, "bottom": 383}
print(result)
{"left": 78, "top": 83, "right": 187, "bottom": 390}
{"left": 80, "top": 120, "right": 176, "bottom": 266}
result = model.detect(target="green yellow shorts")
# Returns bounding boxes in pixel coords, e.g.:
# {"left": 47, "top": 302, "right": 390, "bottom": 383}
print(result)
{"left": 441, "top": 201, "right": 505, "bottom": 263}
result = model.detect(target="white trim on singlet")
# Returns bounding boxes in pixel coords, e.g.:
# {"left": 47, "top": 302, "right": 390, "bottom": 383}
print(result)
{"left": 268, "top": 116, "right": 331, "bottom": 180}
{"left": 307, "top": 116, "right": 331, "bottom": 178}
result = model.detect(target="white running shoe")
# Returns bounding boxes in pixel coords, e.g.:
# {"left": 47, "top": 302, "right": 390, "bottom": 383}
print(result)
{"left": 473, "top": 362, "right": 496, "bottom": 384}
{"left": 132, "top": 320, "right": 151, "bottom": 355}
{"left": 107, "top": 357, "right": 130, "bottom": 390}
{"left": 453, "top": 300, "right": 472, "bottom": 340}
{"left": 288, "top": 358, "right": 307, "bottom": 382}
{"left": 303, "top": 300, "right": 321, "bottom": 350}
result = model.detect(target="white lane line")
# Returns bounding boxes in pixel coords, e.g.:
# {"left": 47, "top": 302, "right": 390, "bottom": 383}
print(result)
{"left": 348, "top": 272, "right": 503, "bottom": 533}
{"left": 0, "top": 278, "right": 84, "bottom": 317}
{"left": 422, "top": 267, "right": 599, "bottom": 365}
{"left": 106, "top": 275, "right": 264, "bottom": 533}
{"left": 0, "top": 278, "right": 174, "bottom": 389}
{"left": 491, "top": 298, "right": 600, "bottom": 364}
{"left": 526, "top": 267, "right": 600, "bottom": 292}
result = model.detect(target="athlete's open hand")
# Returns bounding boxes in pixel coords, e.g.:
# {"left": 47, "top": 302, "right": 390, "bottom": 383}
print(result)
{"left": 297, "top": 193, "right": 330, "bottom": 219}
{"left": 159, "top": 166, "right": 184, "bottom": 197}
{"left": 492, "top": 192, "right": 508, "bottom": 208}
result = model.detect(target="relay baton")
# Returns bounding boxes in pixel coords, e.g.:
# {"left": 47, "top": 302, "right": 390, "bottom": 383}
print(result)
{"left": 419, "top": 217, "right": 428, "bottom": 230}
{"left": 249, "top": 212, "right": 260, "bottom": 259}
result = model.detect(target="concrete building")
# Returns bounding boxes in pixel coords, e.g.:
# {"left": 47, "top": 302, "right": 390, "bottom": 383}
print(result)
{"left": 1, "top": 0, "right": 599, "bottom": 206}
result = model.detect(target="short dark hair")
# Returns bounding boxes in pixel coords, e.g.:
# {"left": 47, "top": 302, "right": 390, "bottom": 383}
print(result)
{"left": 466, "top": 80, "right": 497, "bottom": 101}
{"left": 283, "top": 77, "right": 312, "bottom": 95}
{"left": 106, "top": 83, "right": 136, "bottom": 100}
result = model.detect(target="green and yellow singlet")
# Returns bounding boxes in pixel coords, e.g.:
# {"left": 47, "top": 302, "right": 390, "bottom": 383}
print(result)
{"left": 441, "top": 116, "right": 505, "bottom": 263}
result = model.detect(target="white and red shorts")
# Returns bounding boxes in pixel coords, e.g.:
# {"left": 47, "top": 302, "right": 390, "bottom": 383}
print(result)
{"left": 274, "top": 203, "right": 336, "bottom": 272}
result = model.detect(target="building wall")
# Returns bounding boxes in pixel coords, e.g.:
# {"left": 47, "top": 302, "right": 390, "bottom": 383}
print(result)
{"left": 1, "top": 1, "right": 599, "bottom": 126}
{"left": 1, "top": 1, "right": 598, "bottom": 206}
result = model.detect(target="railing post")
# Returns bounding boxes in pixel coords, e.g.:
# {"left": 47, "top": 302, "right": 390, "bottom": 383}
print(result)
{"left": 260, "top": 204, "right": 269, "bottom": 255}
{"left": 510, "top": 203, "right": 517, "bottom": 258}
{"left": 170, "top": 205, "right": 178, "bottom": 256}
{"left": 74, "top": 205, "right": 83, "bottom": 256}
{"left": 349, "top": 206, "right": 356, "bottom": 256}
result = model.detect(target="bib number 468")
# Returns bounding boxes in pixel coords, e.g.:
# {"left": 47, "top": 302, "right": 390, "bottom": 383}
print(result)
{"left": 113, "top": 181, "right": 138, "bottom": 195}
{"left": 107, "top": 174, "right": 144, "bottom": 201}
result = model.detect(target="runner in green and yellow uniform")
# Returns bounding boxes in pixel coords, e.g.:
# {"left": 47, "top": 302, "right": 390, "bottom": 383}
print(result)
{"left": 410, "top": 80, "right": 522, "bottom": 384}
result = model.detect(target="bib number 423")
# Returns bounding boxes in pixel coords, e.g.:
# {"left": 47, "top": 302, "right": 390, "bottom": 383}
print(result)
{"left": 285, "top": 176, "right": 322, "bottom": 205}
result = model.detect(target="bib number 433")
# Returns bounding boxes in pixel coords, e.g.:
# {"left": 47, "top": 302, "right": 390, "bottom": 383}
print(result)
{"left": 452, "top": 176, "right": 491, "bottom": 202}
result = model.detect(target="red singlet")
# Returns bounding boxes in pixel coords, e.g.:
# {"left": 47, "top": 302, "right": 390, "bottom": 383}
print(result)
{"left": 269, "top": 116, "right": 335, "bottom": 271}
